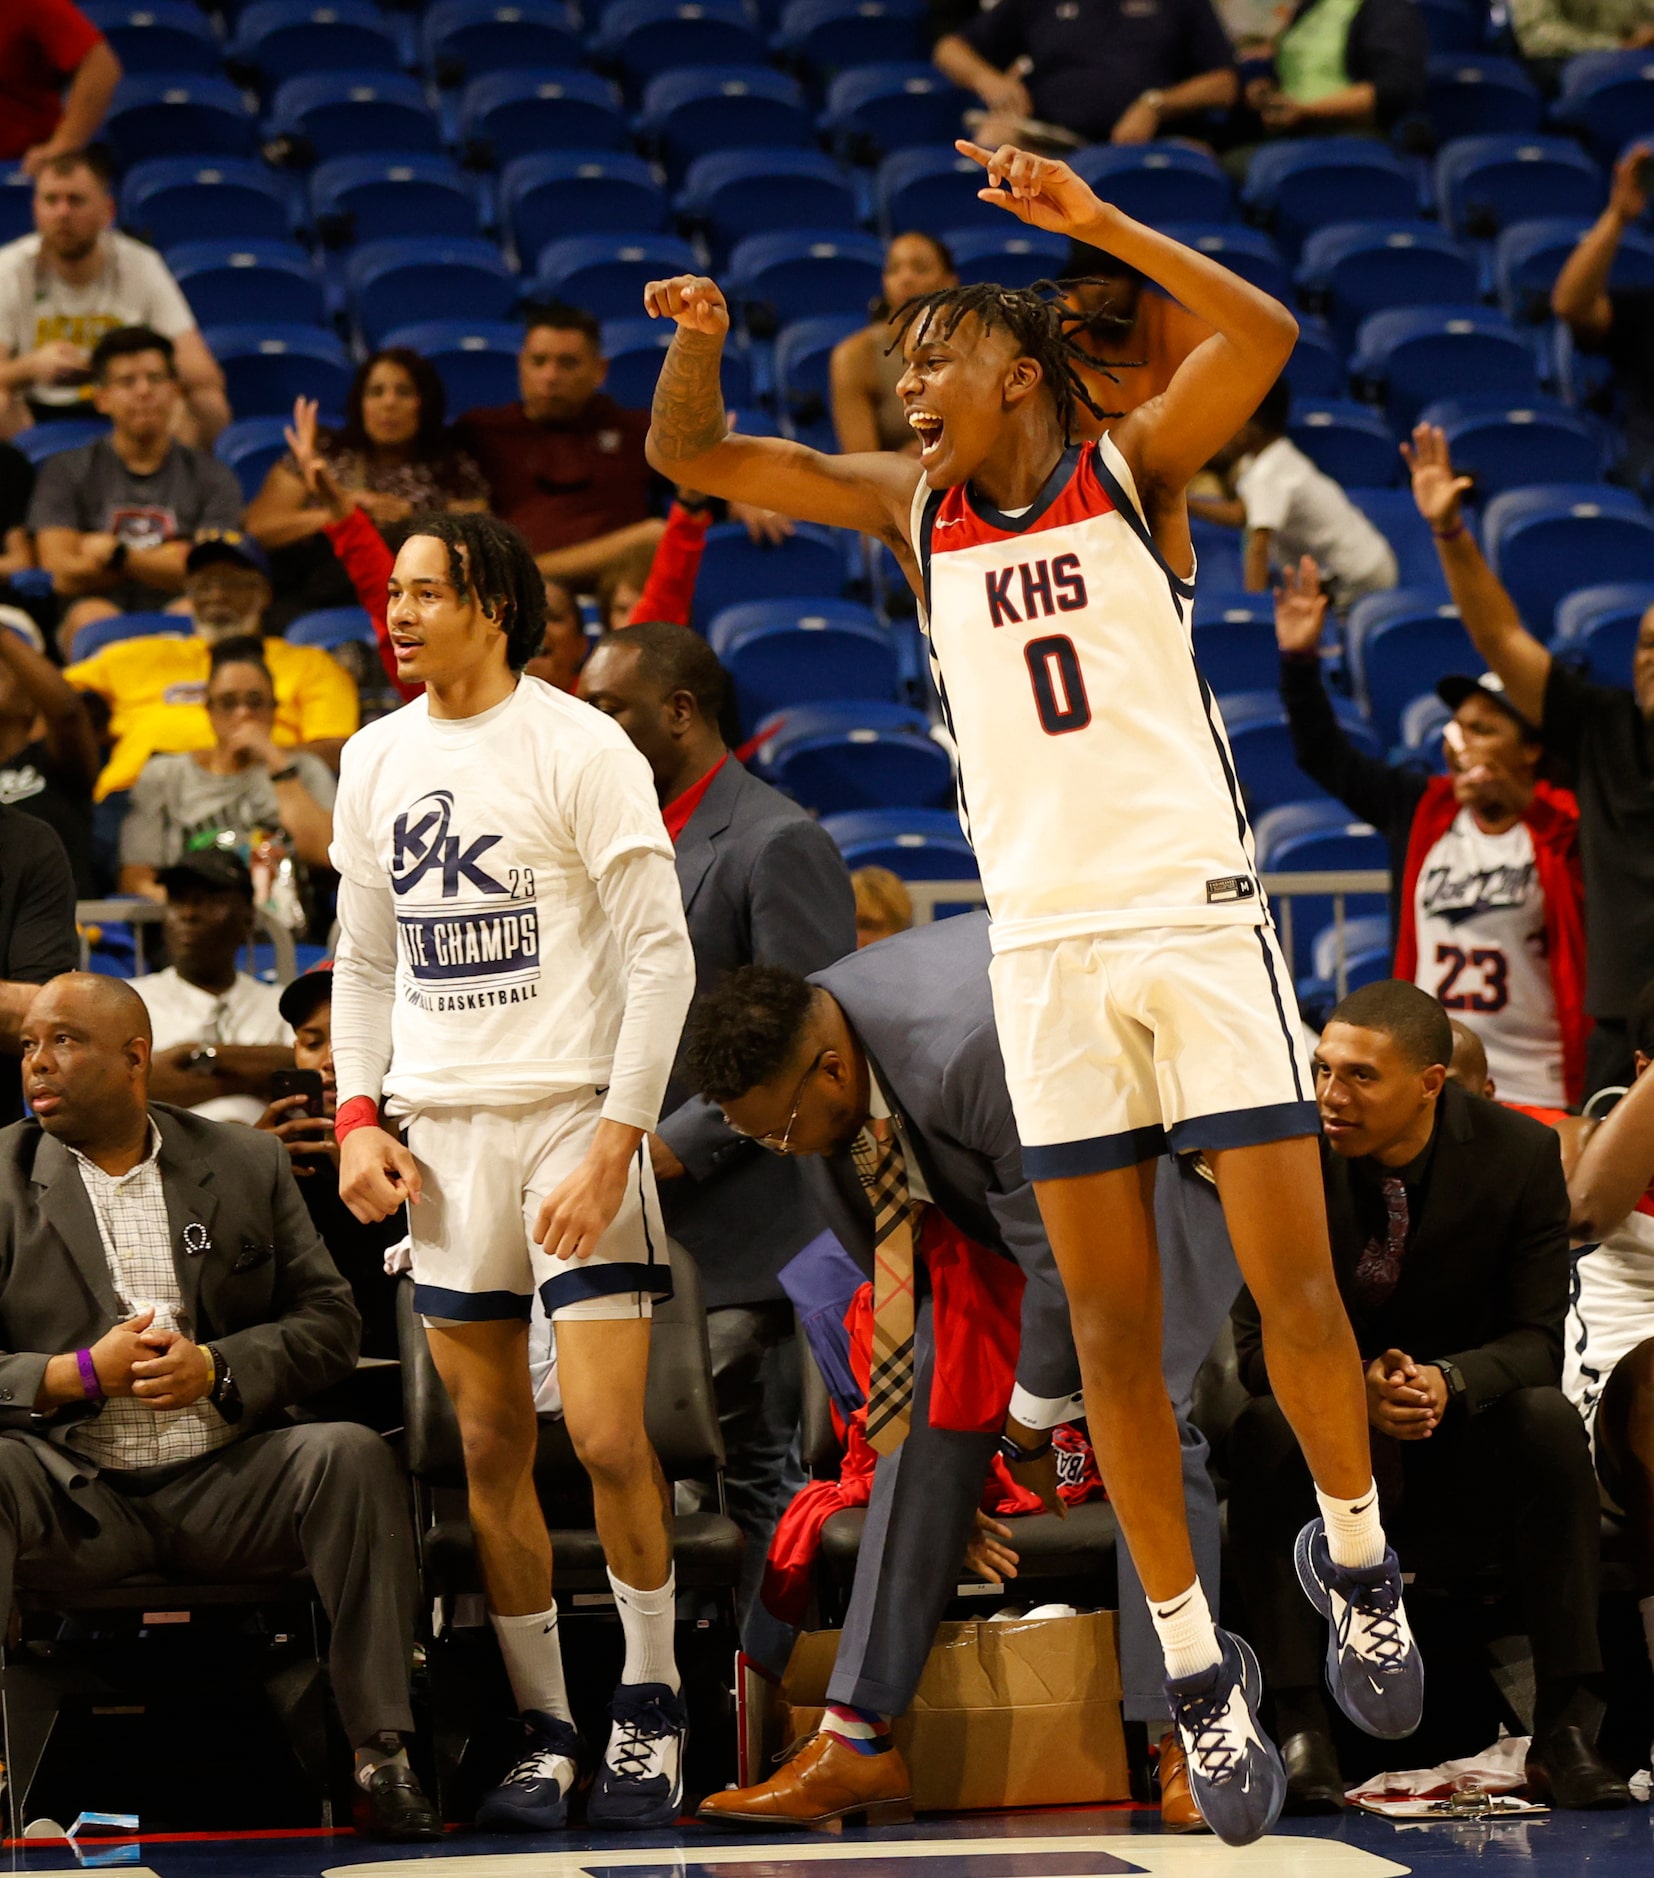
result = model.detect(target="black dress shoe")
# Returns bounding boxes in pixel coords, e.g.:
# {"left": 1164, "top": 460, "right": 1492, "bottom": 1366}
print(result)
{"left": 359, "top": 1762, "right": 444, "bottom": 1841}
{"left": 1526, "top": 1726, "right": 1633, "bottom": 1810}
{"left": 1281, "top": 1728, "right": 1346, "bottom": 1814}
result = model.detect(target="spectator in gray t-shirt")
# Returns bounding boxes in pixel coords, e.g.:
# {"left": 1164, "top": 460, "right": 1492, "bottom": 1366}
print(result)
{"left": 28, "top": 325, "right": 242, "bottom": 655}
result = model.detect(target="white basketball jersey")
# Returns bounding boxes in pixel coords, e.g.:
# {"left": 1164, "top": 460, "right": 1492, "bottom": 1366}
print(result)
{"left": 1565, "top": 1195, "right": 1654, "bottom": 1443}
{"left": 914, "top": 436, "right": 1264, "bottom": 951}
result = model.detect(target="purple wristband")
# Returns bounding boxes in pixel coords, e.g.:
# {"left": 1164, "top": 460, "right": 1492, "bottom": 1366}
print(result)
{"left": 76, "top": 1348, "right": 103, "bottom": 1402}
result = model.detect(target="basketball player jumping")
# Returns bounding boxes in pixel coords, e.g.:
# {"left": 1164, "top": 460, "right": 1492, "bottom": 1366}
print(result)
{"left": 643, "top": 143, "right": 1420, "bottom": 1845}
{"left": 329, "top": 512, "right": 697, "bottom": 1831}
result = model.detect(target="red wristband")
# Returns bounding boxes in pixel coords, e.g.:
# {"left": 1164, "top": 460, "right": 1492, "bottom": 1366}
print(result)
{"left": 334, "top": 1096, "right": 380, "bottom": 1142}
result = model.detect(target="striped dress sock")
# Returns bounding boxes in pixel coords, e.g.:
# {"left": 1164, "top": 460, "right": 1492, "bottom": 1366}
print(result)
{"left": 821, "top": 1703, "right": 894, "bottom": 1756}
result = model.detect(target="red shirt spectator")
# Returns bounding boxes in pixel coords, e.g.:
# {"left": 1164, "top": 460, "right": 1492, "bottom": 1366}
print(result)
{"left": 0, "top": 1, "right": 122, "bottom": 172}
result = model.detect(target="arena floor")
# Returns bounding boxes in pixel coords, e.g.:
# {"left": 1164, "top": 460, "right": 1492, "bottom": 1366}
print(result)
{"left": 2, "top": 1804, "right": 1650, "bottom": 1878}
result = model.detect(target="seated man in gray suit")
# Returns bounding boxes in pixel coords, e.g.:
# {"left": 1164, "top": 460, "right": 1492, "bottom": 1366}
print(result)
{"left": 579, "top": 621, "right": 855, "bottom": 1647}
{"left": 679, "top": 915, "right": 1241, "bottom": 1830}
{"left": 4, "top": 972, "right": 439, "bottom": 1843}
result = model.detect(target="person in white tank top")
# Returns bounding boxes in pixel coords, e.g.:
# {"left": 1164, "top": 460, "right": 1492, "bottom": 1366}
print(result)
{"left": 637, "top": 140, "right": 1419, "bottom": 1841}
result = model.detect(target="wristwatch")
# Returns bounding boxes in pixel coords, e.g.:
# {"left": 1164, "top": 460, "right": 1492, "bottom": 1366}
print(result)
{"left": 185, "top": 1044, "right": 221, "bottom": 1074}
{"left": 268, "top": 762, "right": 300, "bottom": 783}
{"left": 1432, "top": 1358, "right": 1467, "bottom": 1405}
{"left": 997, "top": 1430, "right": 1054, "bottom": 1465}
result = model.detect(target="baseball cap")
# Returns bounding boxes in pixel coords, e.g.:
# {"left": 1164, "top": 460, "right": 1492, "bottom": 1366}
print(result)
{"left": 186, "top": 529, "right": 271, "bottom": 580}
{"left": 157, "top": 849, "right": 255, "bottom": 900}
{"left": 1434, "top": 670, "right": 1536, "bottom": 734}
{"left": 278, "top": 959, "right": 334, "bottom": 1027}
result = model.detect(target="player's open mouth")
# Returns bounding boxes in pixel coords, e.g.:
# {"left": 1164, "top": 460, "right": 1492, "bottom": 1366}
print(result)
{"left": 389, "top": 634, "right": 422, "bottom": 660}
{"left": 908, "top": 409, "right": 944, "bottom": 460}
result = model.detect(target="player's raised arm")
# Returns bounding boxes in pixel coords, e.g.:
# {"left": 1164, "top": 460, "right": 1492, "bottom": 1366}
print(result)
{"left": 958, "top": 140, "right": 1298, "bottom": 499}
{"left": 643, "top": 275, "right": 921, "bottom": 545}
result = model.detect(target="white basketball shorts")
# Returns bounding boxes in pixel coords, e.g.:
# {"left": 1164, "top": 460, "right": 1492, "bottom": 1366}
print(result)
{"left": 402, "top": 1087, "right": 670, "bottom": 1324}
{"left": 989, "top": 920, "right": 1319, "bottom": 1179}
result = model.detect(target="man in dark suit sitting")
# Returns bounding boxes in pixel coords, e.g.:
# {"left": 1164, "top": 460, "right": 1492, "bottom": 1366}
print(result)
{"left": 1228, "top": 978, "right": 1628, "bottom": 1814}
{"left": 3, "top": 972, "right": 440, "bottom": 1841}
{"left": 578, "top": 621, "right": 855, "bottom": 1645}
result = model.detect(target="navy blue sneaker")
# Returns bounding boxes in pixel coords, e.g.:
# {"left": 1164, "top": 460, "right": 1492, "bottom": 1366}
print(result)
{"left": 1295, "top": 1517, "right": 1423, "bottom": 1741}
{"left": 586, "top": 1682, "right": 688, "bottom": 1829}
{"left": 1166, "top": 1630, "right": 1286, "bottom": 1846}
{"left": 475, "top": 1710, "right": 585, "bottom": 1833}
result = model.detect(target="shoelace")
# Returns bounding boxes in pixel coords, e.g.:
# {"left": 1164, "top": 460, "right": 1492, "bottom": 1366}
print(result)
{"left": 608, "top": 1704, "right": 673, "bottom": 1784}
{"left": 502, "top": 1738, "right": 574, "bottom": 1790}
{"left": 1175, "top": 1685, "right": 1244, "bottom": 1789}
{"left": 1334, "top": 1572, "right": 1408, "bottom": 1674}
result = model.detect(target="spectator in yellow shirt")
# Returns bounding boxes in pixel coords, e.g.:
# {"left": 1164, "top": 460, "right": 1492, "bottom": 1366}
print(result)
{"left": 65, "top": 530, "right": 358, "bottom": 801}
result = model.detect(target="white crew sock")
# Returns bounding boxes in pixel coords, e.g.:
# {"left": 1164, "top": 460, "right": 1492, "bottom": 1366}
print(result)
{"left": 1149, "top": 1579, "right": 1222, "bottom": 1682}
{"left": 1316, "top": 1480, "right": 1387, "bottom": 1570}
{"left": 608, "top": 1567, "right": 680, "bottom": 1692}
{"left": 490, "top": 1603, "right": 573, "bottom": 1722}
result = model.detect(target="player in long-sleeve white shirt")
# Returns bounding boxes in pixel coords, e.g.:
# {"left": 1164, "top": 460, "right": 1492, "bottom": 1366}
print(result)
{"left": 328, "top": 513, "right": 696, "bottom": 1834}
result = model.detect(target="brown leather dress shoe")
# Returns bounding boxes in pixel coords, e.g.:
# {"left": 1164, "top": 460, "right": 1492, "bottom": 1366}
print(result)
{"left": 1156, "top": 1729, "right": 1209, "bottom": 1833}
{"left": 699, "top": 1731, "right": 915, "bottom": 1830}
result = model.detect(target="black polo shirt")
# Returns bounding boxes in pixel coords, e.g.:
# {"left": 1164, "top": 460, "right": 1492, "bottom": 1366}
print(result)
{"left": 0, "top": 804, "right": 78, "bottom": 1126}
{"left": 1542, "top": 660, "right": 1654, "bottom": 1020}
{"left": 960, "top": 0, "right": 1235, "bottom": 142}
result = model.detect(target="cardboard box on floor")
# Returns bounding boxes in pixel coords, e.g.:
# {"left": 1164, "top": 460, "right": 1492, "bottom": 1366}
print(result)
{"left": 778, "top": 1610, "right": 1129, "bottom": 1811}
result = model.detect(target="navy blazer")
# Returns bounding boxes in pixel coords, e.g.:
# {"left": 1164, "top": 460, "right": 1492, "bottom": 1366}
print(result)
{"left": 804, "top": 913, "right": 1081, "bottom": 1409}
{"left": 656, "top": 758, "right": 856, "bottom": 1307}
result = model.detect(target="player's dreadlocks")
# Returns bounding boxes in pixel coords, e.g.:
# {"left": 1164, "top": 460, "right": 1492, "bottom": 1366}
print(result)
{"left": 406, "top": 509, "right": 547, "bottom": 671}
{"left": 886, "top": 279, "right": 1140, "bottom": 443}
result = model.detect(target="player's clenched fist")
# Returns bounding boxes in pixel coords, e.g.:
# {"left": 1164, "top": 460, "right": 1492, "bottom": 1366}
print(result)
{"left": 340, "top": 1124, "right": 423, "bottom": 1223}
{"left": 642, "top": 274, "right": 729, "bottom": 338}
{"left": 955, "top": 139, "right": 1106, "bottom": 238}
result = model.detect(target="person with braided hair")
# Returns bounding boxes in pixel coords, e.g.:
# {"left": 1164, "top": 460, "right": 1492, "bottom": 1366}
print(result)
{"left": 643, "top": 140, "right": 1420, "bottom": 1847}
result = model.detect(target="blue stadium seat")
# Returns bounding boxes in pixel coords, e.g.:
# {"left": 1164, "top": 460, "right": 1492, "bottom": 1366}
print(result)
{"left": 1282, "top": 323, "right": 1343, "bottom": 400}
{"left": 105, "top": 75, "right": 257, "bottom": 165}
{"left": 1351, "top": 306, "right": 1539, "bottom": 428}
{"left": 1425, "top": 54, "right": 1544, "bottom": 142}
{"left": 0, "top": 168, "right": 33, "bottom": 244}
{"left": 268, "top": 74, "right": 441, "bottom": 160}
{"left": 535, "top": 234, "right": 696, "bottom": 322}
{"left": 1495, "top": 216, "right": 1654, "bottom": 323}
{"left": 1220, "top": 690, "right": 1385, "bottom": 814}
{"left": 216, "top": 415, "right": 296, "bottom": 500}
{"left": 1417, "top": 0, "right": 1487, "bottom": 52}
{"left": 1435, "top": 135, "right": 1603, "bottom": 241}
{"left": 70, "top": 614, "right": 194, "bottom": 661}
{"left": 121, "top": 158, "right": 294, "bottom": 246}
{"left": 691, "top": 522, "right": 846, "bottom": 626}
{"left": 12, "top": 421, "right": 111, "bottom": 464}
{"left": 1298, "top": 222, "right": 1479, "bottom": 352}
{"left": 877, "top": 146, "right": 1005, "bottom": 237}
{"left": 1346, "top": 587, "right": 1474, "bottom": 740}
{"left": 1349, "top": 489, "right": 1452, "bottom": 590}
{"left": 1556, "top": 51, "right": 1654, "bottom": 162}
{"left": 1189, "top": 602, "right": 1280, "bottom": 693}
{"left": 595, "top": 0, "right": 765, "bottom": 87}
{"left": 679, "top": 150, "right": 859, "bottom": 258}
{"left": 1553, "top": 581, "right": 1654, "bottom": 684}
{"left": 599, "top": 317, "right": 753, "bottom": 408}
{"left": 310, "top": 155, "right": 480, "bottom": 246}
{"left": 822, "top": 63, "right": 972, "bottom": 162}
{"left": 204, "top": 323, "right": 354, "bottom": 414}
{"left": 774, "top": 0, "right": 927, "bottom": 73}
{"left": 753, "top": 700, "right": 950, "bottom": 813}
{"left": 287, "top": 606, "right": 376, "bottom": 649}
{"left": 728, "top": 228, "right": 885, "bottom": 333}
{"left": 1157, "top": 224, "right": 1290, "bottom": 303}
{"left": 380, "top": 319, "right": 522, "bottom": 412}
{"left": 502, "top": 153, "right": 666, "bottom": 262}
{"left": 641, "top": 67, "right": 813, "bottom": 174}
{"left": 1290, "top": 400, "right": 1401, "bottom": 487}
{"left": 945, "top": 228, "right": 1068, "bottom": 288}
{"left": 458, "top": 71, "right": 628, "bottom": 163}
{"left": 774, "top": 313, "right": 865, "bottom": 450}
{"left": 422, "top": 0, "right": 582, "bottom": 86}
{"left": 166, "top": 240, "right": 324, "bottom": 328}
{"left": 1242, "top": 140, "right": 1420, "bottom": 260}
{"left": 348, "top": 237, "right": 516, "bottom": 347}
{"left": 711, "top": 601, "right": 902, "bottom": 724}
{"left": 1484, "top": 483, "right": 1654, "bottom": 633}
{"left": 1296, "top": 912, "right": 1393, "bottom": 1025}
{"left": 229, "top": 2, "right": 400, "bottom": 86}
{"left": 820, "top": 807, "right": 978, "bottom": 883}
{"left": 1254, "top": 800, "right": 1389, "bottom": 976}
{"left": 1419, "top": 396, "right": 1608, "bottom": 494}
{"left": 1189, "top": 517, "right": 1245, "bottom": 592}
{"left": 1070, "top": 143, "right": 1232, "bottom": 226}
{"left": 83, "top": 2, "right": 220, "bottom": 74}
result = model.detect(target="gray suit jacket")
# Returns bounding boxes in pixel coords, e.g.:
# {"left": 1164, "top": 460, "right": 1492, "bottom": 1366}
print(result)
{"left": 0, "top": 1103, "right": 360, "bottom": 1480}
{"left": 657, "top": 758, "right": 855, "bottom": 1308}
{"left": 805, "top": 913, "right": 1081, "bottom": 1407}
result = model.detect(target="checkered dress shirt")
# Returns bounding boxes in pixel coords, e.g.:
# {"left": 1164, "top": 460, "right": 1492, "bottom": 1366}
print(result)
{"left": 64, "top": 1121, "right": 234, "bottom": 1471}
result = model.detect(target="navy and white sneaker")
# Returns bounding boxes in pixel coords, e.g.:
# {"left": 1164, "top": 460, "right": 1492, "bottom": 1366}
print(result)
{"left": 476, "top": 1710, "right": 585, "bottom": 1833}
{"left": 586, "top": 1682, "right": 688, "bottom": 1829}
{"left": 1166, "top": 1630, "right": 1286, "bottom": 1846}
{"left": 1295, "top": 1517, "right": 1423, "bottom": 1741}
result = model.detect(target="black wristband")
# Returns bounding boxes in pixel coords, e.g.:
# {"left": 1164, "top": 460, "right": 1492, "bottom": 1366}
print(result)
{"left": 998, "top": 1431, "right": 1054, "bottom": 1465}
{"left": 268, "top": 763, "right": 300, "bottom": 783}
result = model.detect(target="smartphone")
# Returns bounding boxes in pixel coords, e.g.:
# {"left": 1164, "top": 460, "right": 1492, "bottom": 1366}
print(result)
{"left": 269, "top": 1067, "right": 326, "bottom": 1117}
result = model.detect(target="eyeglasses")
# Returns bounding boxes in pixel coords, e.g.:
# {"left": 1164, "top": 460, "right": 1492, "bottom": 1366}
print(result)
{"left": 208, "top": 692, "right": 274, "bottom": 714}
{"left": 729, "top": 1049, "right": 828, "bottom": 1155}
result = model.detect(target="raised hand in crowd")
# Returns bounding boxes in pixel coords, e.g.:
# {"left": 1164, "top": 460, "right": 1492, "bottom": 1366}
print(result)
{"left": 1273, "top": 554, "right": 1328, "bottom": 657}
{"left": 284, "top": 396, "right": 352, "bottom": 522}
{"left": 1401, "top": 423, "right": 1473, "bottom": 531}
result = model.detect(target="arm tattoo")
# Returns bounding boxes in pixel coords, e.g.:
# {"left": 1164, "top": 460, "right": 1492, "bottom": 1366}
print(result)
{"left": 651, "top": 330, "right": 730, "bottom": 463}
